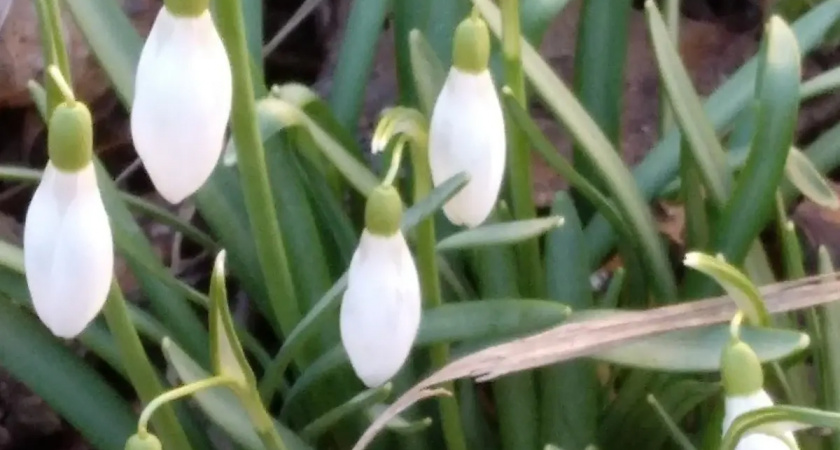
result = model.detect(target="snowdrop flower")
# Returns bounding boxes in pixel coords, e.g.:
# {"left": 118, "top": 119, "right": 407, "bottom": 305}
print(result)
{"left": 720, "top": 337, "right": 798, "bottom": 450}
{"left": 24, "top": 100, "right": 113, "bottom": 338}
{"left": 340, "top": 185, "right": 421, "bottom": 387}
{"left": 130, "top": 0, "right": 232, "bottom": 204}
{"left": 428, "top": 12, "right": 506, "bottom": 228}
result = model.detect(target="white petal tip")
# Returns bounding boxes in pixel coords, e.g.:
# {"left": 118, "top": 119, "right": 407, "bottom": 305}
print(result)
{"left": 683, "top": 252, "right": 701, "bottom": 266}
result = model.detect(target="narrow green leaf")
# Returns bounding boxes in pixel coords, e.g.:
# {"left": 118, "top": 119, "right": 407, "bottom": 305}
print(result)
{"left": 65, "top": 0, "right": 141, "bottom": 105}
{"left": 683, "top": 252, "right": 771, "bottom": 326}
{"left": 820, "top": 248, "right": 840, "bottom": 450}
{"left": 500, "top": 90, "right": 633, "bottom": 256}
{"left": 571, "top": 0, "right": 630, "bottom": 217}
{"left": 645, "top": 0, "right": 731, "bottom": 207}
{"left": 598, "top": 267, "right": 626, "bottom": 308}
{"left": 301, "top": 384, "right": 393, "bottom": 441}
{"left": 637, "top": 378, "right": 718, "bottom": 450}
{"left": 402, "top": 172, "right": 469, "bottom": 230}
{"left": 469, "top": 208, "right": 539, "bottom": 450}
{"left": 436, "top": 216, "right": 564, "bottom": 251}
{"left": 576, "top": 317, "right": 809, "bottom": 371}
{"left": 271, "top": 83, "right": 365, "bottom": 160}
{"left": 258, "top": 272, "right": 347, "bottom": 402}
{"left": 264, "top": 136, "right": 334, "bottom": 314}
{"left": 195, "top": 167, "right": 275, "bottom": 330}
{"left": 646, "top": 394, "right": 698, "bottom": 450}
{"left": 365, "top": 404, "right": 434, "bottom": 435}
{"left": 328, "top": 0, "right": 391, "bottom": 136}
{"left": 163, "top": 339, "right": 313, "bottom": 450}
{"left": 710, "top": 16, "right": 801, "bottom": 273}
{"left": 540, "top": 192, "right": 597, "bottom": 449}
{"left": 0, "top": 298, "right": 136, "bottom": 450}
{"left": 409, "top": 29, "right": 447, "bottom": 116}
{"left": 800, "top": 64, "right": 840, "bottom": 100}
{"left": 253, "top": 98, "right": 379, "bottom": 196}
{"left": 785, "top": 147, "right": 840, "bottom": 210}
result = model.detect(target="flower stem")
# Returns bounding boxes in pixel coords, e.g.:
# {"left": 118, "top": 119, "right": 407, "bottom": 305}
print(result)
{"left": 500, "top": 0, "right": 543, "bottom": 297}
{"left": 44, "top": 0, "right": 71, "bottom": 83}
{"left": 214, "top": 0, "right": 300, "bottom": 334}
{"left": 101, "top": 282, "right": 194, "bottom": 450}
{"left": 33, "top": 0, "right": 62, "bottom": 116}
{"left": 138, "top": 376, "right": 236, "bottom": 435}
{"left": 409, "top": 143, "right": 467, "bottom": 450}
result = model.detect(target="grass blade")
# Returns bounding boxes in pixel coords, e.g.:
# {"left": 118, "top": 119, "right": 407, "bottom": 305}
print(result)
{"left": 436, "top": 216, "right": 563, "bottom": 251}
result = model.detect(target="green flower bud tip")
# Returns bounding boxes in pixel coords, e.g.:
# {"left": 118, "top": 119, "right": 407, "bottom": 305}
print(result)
{"left": 48, "top": 100, "right": 93, "bottom": 172}
{"left": 164, "top": 0, "right": 209, "bottom": 17}
{"left": 365, "top": 185, "right": 403, "bottom": 236}
{"left": 452, "top": 14, "right": 491, "bottom": 73}
{"left": 125, "top": 432, "right": 162, "bottom": 450}
{"left": 721, "top": 338, "right": 764, "bottom": 396}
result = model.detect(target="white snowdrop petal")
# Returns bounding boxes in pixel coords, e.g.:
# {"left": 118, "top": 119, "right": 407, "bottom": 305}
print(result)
{"left": 23, "top": 165, "right": 62, "bottom": 320}
{"left": 131, "top": 7, "right": 232, "bottom": 203}
{"left": 340, "top": 231, "right": 421, "bottom": 387}
{"left": 734, "top": 434, "right": 792, "bottom": 450}
{"left": 722, "top": 390, "right": 775, "bottom": 433}
{"left": 723, "top": 389, "right": 797, "bottom": 450}
{"left": 429, "top": 68, "right": 506, "bottom": 228}
{"left": 24, "top": 163, "right": 114, "bottom": 338}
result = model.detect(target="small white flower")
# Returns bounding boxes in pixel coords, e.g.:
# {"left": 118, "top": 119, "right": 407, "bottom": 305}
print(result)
{"left": 429, "top": 67, "right": 506, "bottom": 227}
{"left": 130, "top": 5, "right": 232, "bottom": 204}
{"left": 24, "top": 162, "right": 113, "bottom": 338}
{"left": 723, "top": 390, "right": 797, "bottom": 450}
{"left": 340, "top": 230, "right": 421, "bottom": 387}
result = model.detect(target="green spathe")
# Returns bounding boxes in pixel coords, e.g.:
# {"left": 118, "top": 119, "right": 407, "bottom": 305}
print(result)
{"left": 163, "top": 0, "right": 209, "bottom": 17}
{"left": 365, "top": 185, "right": 403, "bottom": 236}
{"left": 48, "top": 101, "right": 93, "bottom": 172}
{"left": 452, "top": 14, "right": 491, "bottom": 74}
{"left": 721, "top": 338, "right": 764, "bottom": 396}
{"left": 124, "top": 433, "right": 162, "bottom": 450}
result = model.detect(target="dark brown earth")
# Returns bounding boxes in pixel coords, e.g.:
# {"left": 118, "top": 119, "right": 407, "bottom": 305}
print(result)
{"left": 1, "top": 0, "right": 839, "bottom": 448}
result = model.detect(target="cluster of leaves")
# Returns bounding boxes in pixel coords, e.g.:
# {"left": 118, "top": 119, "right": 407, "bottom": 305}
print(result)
{"left": 5, "top": 0, "right": 840, "bottom": 450}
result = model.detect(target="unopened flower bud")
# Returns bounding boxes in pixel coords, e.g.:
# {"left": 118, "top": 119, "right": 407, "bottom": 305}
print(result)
{"left": 341, "top": 187, "right": 420, "bottom": 386}
{"left": 125, "top": 432, "right": 162, "bottom": 450}
{"left": 48, "top": 101, "right": 93, "bottom": 172}
{"left": 429, "top": 13, "right": 506, "bottom": 228}
{"left": 452, "top": 13, "right": 491, "bottom": 74}
{"left": 364, "top": 185, "right": 403, "bottom": 236}
{"left": 131, "top": 3, "right": 232, "bottom": 204}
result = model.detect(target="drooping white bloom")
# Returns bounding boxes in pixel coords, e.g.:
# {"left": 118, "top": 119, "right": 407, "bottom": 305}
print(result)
{"left": 24, "top": 162, "right": 114, "bottom": 338}
{"left": 723, "top": 390, "right": 797, "bottom": 450}
{"left": 340, "top": 230, "right": 422, "bottom": 387}
{"left": 429, "top": 67, "right": 506, "bottom": 228}
{"left": 131, "top": 6, "right": 232, "bottom": 204}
